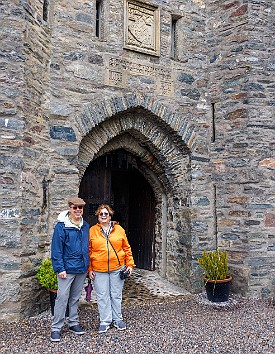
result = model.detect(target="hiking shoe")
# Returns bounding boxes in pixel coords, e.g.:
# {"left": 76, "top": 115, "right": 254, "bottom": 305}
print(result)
{"left": 69, "top": 325, "right": 86, "bottom": 335}
{"left": 114, "top": 321, "right": 126, "bottom": 330}
{"left": 98, "top": 324, "right": 110, "bottom": 333}
{"left": 50, "top": 331, "right": 61, "bottom": 342}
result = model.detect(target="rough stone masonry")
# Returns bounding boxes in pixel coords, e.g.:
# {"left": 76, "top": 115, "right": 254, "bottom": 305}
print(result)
{"left": 0, "top": 0, "right": 274, "bottom": 321}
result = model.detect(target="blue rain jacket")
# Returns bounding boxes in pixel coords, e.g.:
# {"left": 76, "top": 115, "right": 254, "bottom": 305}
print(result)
{"left": 51, "top": 211, "right": 90, "bottom": 274}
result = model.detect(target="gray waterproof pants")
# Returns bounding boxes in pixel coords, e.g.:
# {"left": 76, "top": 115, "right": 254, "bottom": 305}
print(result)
{"left": 93, "top": 268, "right": 124, "bottom": 326}
{"left": 51, "top": 272, "right": 87, "bottom": 332}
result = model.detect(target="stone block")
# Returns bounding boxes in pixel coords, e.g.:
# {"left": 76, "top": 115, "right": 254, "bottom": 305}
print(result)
{"left": 49, "top": 126, "right": 76, "bottom": 141}
{"left": 265, "top": 214, "right": 275, "bottom": 227}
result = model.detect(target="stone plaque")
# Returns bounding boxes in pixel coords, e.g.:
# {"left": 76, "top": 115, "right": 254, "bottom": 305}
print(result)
{"left": 124, "top": 0, "right": 160, "bottom": 56}
{"left": 159, "top": 80, "right": 173, "bottom": 96}
{"left": 108, "top": 70, "right": 124, "bottom": 87}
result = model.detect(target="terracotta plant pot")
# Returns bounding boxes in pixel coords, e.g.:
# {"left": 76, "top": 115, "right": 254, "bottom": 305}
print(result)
{"left": 204, "top": 276, "right": 233, "bottom": 302}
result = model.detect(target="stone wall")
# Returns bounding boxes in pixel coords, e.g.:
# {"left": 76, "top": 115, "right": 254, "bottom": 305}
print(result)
{"left": 0, "top": 0, "right": 54, "bottom": 320}
{"left": 206, "top": 0, "right": 275, "bottom": 298}
{"left": 245, "top": 1, "right": 275, "bottom": 298}
{"left": 1, "top": 0, "right": 29, "bottom": 321}
{"left": 0, "top": 0, "right": 274, "bottom": 321}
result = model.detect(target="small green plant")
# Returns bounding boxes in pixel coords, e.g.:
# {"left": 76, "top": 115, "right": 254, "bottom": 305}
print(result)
{"left": 198, "top": 249, "right": 228, "bottom": 281}
{"left": 36, "top": 258, "right": 58, "bottom": 290}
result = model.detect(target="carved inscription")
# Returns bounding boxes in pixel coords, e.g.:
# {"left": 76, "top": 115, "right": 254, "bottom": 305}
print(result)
{"left": 109, "top": 57, "right": 171, "bottom": 80}
{"left": 124, "top": 0, "right": 160, "bottom": 56}
{"left": 159, "top": 80, "right": 173, "bottom": 96}
{"left": 108, "top": 70, "right": 123, "bottom": 86}
{"left": 107, "top": 57, "right": 173, "bottom": 96}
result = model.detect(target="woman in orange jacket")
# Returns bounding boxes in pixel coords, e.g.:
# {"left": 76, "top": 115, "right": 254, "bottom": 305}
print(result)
{"left": 88, "top": 204, "right": 135, "bottom": 333}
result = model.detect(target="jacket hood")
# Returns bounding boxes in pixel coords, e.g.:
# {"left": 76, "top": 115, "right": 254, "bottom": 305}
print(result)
{"left": 57, "top": 210, "right": 83, "bottom": 228}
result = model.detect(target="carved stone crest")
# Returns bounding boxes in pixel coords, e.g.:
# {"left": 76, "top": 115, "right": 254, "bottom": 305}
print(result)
{"left": 124, "top": 0, "right": 160, "bottom": 56}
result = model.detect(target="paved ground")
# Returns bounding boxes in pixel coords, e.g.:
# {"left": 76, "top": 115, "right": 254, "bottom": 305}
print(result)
{"left": 0, "top": 269, "right": 274, "bottom": 353}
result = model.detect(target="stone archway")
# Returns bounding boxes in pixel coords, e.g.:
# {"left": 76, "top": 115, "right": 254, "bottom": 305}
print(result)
{"left": 77, "top": 95, "right": 195, "bottom": 288}
{"left": 76, "top": 93, "right": 197, "bottom": 164}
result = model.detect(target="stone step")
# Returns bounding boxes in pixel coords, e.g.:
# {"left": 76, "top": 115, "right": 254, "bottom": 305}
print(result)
{"left": 80, "top": 268, "right": 191, "bottom": 309}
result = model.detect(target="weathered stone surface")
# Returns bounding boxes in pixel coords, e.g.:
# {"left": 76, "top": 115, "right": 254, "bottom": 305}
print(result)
{"left": 229, "top": 5, "right": 248, "bottom": 18}
{"left": 181, "top": 88, "right": 201, "bottom": 100}
{"left": 265, "top": 214, "right": 275, "bottom": 227}
{"left": 178, "top": 72, "right": 195, "bottom": 84}
{"left": 259, "top": 158, "right": 275, "bottom": 169}
{"left": 0, "top": 0, "right": 274, "bottom": 322}
{"left": 49, "top": 126, "right": 76, "bottom": 141}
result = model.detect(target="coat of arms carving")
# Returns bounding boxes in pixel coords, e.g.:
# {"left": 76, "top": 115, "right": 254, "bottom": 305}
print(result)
{"left": 124, "top": 0, "right": 160, "bottom": 56}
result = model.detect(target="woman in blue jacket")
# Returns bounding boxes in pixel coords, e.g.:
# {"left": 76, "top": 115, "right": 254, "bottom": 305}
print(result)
{"left": 50, "top": 197, "right": 90, "bottom": 343}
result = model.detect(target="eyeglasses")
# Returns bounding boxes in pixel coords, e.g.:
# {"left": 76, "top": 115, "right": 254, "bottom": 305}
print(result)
{"left": 99, "top": 212, "right": 109, "bottom": 216}
{"left": 71, "top": 205, "right": 83, "bottom": 210}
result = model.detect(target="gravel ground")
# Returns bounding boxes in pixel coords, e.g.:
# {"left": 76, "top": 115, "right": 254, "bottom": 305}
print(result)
{"left": 0, "top": 294, "right": 274, "bottom": 354}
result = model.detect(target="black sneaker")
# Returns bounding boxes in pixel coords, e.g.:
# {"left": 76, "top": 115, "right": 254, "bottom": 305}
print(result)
{"left": 50, "top": 331, "right": 61, "bottom": 342}
{"left": 69, "top": 325, "right": 86, "bottom": 335}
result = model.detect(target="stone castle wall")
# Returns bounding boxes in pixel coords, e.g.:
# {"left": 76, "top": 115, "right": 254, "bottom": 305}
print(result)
{"left": 0, "top": 0, "right": 274, "bottom": 321}
{"left": 206, "top": 0, "right": 274, "bottom": 298}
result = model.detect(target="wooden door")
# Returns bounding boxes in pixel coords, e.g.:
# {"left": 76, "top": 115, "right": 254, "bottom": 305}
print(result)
{"left": 79, "top": 157, "right": 111, "bottom": 226}
{"left": 128, "top": 169, "right": 155, "bottom": 270}
{"left": 79, "top": 150, "right": 155, "bottom": 270}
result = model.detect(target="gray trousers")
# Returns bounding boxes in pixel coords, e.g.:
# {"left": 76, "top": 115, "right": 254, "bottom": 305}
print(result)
{"left": 51, "top": 272, "right": 87, "bottom": 332}
{"left": 93, "top": 268, "right": 124, "bottom": 326}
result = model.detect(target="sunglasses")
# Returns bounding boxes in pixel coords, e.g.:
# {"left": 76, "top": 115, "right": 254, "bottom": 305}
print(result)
{"left": 99, "top": 212, "right": 109, "bottom": 216}
{"left": 71, "top": 205, "right": 83, "bottom": 210}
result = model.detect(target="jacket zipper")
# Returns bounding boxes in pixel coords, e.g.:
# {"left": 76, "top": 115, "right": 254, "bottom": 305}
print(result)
{"left": 80, "top": 227, "right": 85, "bottom": 265}
{"left": 106, "top": 238, "right": 110, "bottom": 273}
{"left": 101, "top": 225, "right": 112, "bottom": 272}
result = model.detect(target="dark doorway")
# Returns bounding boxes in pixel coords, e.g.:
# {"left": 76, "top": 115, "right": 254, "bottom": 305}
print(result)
{"left": 79, "top": 149, "right": 155, "bottom": 270}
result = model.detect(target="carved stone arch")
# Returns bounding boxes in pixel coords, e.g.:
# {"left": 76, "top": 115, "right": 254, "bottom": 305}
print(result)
{"left": 78, "top": 109, "right": 191, "bottom": 195}
{"left": 76, "top": 93, "right": 197, "bottom": 152}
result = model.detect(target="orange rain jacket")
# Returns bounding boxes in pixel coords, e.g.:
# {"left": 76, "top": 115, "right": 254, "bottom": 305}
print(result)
{"left": 88, "top": 223, "right": 136, "bottom": 272}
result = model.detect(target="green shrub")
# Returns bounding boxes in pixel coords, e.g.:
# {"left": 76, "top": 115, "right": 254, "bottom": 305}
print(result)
{"left": 198, "top": 249, "right": 228, "bottom": 281}
{"left": 36, "top": 258, "right": 58, "bottom": 290}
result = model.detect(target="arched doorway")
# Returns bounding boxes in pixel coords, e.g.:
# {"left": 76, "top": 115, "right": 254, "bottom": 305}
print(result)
{"left": 76, "top": 98, "right": 194, "bottom": 289}
{"left": 79, "top": 149, "right": 156, "bottom": 270}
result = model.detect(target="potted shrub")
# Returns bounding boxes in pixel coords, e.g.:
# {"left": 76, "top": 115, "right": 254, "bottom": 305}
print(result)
{"left": 36, "top": 258, "right": 69, "bottom": 316}
{"left": 36, "top": 258, "right": 58, "bottom": 291}
{"left": 198, "top": 249, "right": 232, "bottom": 302}
{"left": 36, "top": 258, "right": 58, "bottom": 315}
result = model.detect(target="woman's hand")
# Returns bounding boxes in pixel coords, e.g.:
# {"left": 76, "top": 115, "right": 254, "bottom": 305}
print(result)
{"left": 126, "top": 266, "right": 133, "bottom": 276}
{"left": 89, "top": 270, "right": 96, "bottom": 280}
